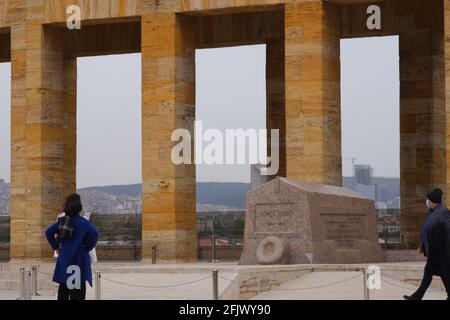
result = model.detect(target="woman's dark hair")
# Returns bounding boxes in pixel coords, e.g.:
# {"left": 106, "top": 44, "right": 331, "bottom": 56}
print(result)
{"left": 63, "top": 193, "right": 82, "bottom": 218}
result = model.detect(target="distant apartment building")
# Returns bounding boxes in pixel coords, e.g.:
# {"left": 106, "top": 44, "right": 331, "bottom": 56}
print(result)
{"left": 354, "top": 164, "right": 373, "bottom": 185}
{"left": 343, "top": 164, "right": 400, "bottom": 210}
{"left": 392, "top": 196, "right": 401, "bottom": 209}
{"left": 375, "top": 202, "right": 388, "bottom": 210}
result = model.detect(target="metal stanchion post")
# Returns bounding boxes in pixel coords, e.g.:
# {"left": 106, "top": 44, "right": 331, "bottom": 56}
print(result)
{"left": 31, "top": 266, "right": 39, "bottom": 296}
{"left": 95, "top": 271, "right": 101, "bottom": 300}
{"left": 26, "top": 270, "right": 32, "bottom": 300}
{"left": 212, "top": 270, "right": 218, "bottom": 300}
{"left": 152, "top": 244, "right": 157, "bottom": 265}
{"left": 363, "top": 268, "right": 369, "bottom": 300}
{"left": 211, "top": 235, "right": 218, "bottom": 262}
{"left": 16, "top": 267, "right": 26, "bottom": 300}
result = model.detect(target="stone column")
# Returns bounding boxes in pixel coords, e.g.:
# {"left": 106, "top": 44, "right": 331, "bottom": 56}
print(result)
{"left": 445, "top": 1, "right": 450, "bottom": 218}
{"left": 31, "top": 25, "right": 66, "bottom": 259}
{"left": 284, "top": 2, "right": 342, "bottom": 186}
{"left": 10, "top": 22, "right": 27, "bottom": 260}
{"left": 141, "top": 14, "right": 197, "bottom": 262}
{"left": 10, "top": 24, "right": 66, "bottom": 260}
{"left": 399, "top": 4, "right": 445, "bottom": 248}
{"left": 266, "top": 16, "right": 286, "bottom": 178}
{"left": 63, "top": 56, "right": 77, "bottom": 199}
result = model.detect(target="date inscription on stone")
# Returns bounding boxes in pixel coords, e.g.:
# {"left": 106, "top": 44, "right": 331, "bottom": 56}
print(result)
{"left": 254, "top": 204, "right": 297, "bottom": 233}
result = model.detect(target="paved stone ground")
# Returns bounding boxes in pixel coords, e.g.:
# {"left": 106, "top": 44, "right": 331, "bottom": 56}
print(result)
{"left": 252, "top": 271, "right": 447, "bottom": 300}
{"left": 1, "top": 271, "right": 237, "bottom": 300}
{"left": 0, "top": 261, "right": 447, "bottom": 300}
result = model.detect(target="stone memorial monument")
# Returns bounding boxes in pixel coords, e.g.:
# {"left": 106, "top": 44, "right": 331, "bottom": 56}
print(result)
{"left": 240, "top": 177, "right": 384, "bottom": 265}
{"left": 2, "top": 0, "right": 445, "bottom": 262}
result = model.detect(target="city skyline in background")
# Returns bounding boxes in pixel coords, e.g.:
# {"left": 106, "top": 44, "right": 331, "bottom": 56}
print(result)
{"left": 0, "top": 36, "right": 400, "bottom": 187}
{"left": 0, "top": 170, "right": 401, "bottom": 215}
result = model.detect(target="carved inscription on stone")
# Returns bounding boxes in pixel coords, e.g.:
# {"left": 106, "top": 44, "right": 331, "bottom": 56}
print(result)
{"left": 321, "top": 214, "right": 365, "bottom": 247}
{"left": 254, "top": 204, "right": 297, "bottom": 233}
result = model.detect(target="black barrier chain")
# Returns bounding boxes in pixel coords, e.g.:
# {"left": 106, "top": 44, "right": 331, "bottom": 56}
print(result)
{"left": 381, "top": 277, "right": 444, "bottom": 292}
{"left": 37, "top": 279, "right": 57, "bottom": 287}
{"left": 36, "top": 269, "right": 57, "bottom": 286}
{"left": 101, "top": 274, "right": 212, "bottom": 289}
{"left": 220, "top": 273, "right": 445, "bottom": 293}
{"left": 218, "top": 275, "right": 239, "bottom": 283}
{"left": 270, "top": 273, "right": 363, "bottom": 291}
{"left": 36, "top": 269, "right": 53, "bottom": 277}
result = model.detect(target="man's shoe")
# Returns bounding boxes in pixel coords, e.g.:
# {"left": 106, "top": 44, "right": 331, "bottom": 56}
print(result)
{"left": 403, "top": 294, "right": 421, "bottom": 300}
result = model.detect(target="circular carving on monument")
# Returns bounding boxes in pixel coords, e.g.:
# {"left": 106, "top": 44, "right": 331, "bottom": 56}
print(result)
{"left": 256, "top": 236, "right": 286, "bottom": 265}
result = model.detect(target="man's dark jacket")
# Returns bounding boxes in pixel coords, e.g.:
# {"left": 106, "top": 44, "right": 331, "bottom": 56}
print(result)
{"left": 426, "top": 204, "right": 450, "bottom": 277}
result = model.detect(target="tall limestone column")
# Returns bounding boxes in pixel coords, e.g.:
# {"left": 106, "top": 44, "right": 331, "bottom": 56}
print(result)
{"left": 10, "top": 24, "right": 66, "bottom": 260}
{"left": 399, "top": 3, "right": 445, "bottom": 249}
{"left": 445, "top": 1, "right": 450, "bottom": 227}
{"left": 284, "top": 2, "right": 342, "bottom": 186}
{"left": 141, "top": 14, "right": 197, "bottom": 262}
{"left": 266, "top": 14, "right": 286, "bottom": 178}
{"left": 10, "top": 21, "right": 27, "bottom": 260}
{"left": 62, "top": 56, "right": 77, "bottom": 200}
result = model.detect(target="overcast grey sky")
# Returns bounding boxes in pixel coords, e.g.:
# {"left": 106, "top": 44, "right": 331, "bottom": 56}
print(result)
{"left": 76, "top": 54, "right": 142, "bottom": 188}
{"left": 341, "top": 36, "right": 399, "bottom": 178}
{"left": 0, "top": 36, "right": 399, "bottom": 186}
{"left": 195, "top": 45, "right": 267, "bottom": 183}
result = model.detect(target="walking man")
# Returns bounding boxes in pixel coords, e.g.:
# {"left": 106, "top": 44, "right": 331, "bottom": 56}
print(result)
{"left": 404, "top": 188, "right": 450, "bottom": 300}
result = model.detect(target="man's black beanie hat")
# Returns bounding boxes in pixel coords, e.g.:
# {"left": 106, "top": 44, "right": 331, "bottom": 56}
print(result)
{"left": 427, "top": 188, "right": 443, "bottom": 204}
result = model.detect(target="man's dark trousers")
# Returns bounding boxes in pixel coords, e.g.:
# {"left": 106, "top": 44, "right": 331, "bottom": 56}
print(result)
{"left": 414, "top": 259, "right": 450, "bottom": 299}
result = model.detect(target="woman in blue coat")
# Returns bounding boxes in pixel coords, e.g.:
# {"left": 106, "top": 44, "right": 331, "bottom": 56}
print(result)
{"left": 45, "top": 193, "right": 98, "bottom": 300}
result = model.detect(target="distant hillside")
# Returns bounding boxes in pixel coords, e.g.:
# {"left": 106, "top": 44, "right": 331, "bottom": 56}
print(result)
{"left": 78, "top": 182, "right": 251, "bottom": 209}
{"left": 196, "top": 182, "right": 251, "bottom": 209}
{"left": 342, "top": 176, "right": 400, "bottom": 186}
{"left": 78, "top": 178, "right": 400, "bottom": 211}
{"left": 78, "top": 184, "right": 141, "bottom": 196}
